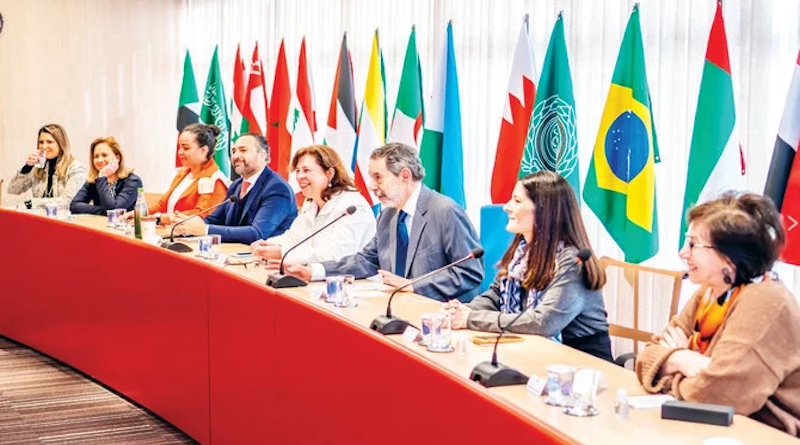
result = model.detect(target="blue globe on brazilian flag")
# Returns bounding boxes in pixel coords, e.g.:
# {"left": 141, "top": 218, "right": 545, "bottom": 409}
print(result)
{"left": 584, "top": 6, "right": 660, "bottom": 264}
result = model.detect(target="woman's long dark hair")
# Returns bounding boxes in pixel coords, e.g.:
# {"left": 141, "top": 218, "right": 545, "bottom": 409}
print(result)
{"left": 498, "top": 171, "right": 605, "bottom": 291}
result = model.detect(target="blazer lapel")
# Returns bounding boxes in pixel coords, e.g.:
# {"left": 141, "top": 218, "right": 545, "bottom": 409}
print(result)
{"left": 238, "top": 169, "right": 269, "bottom": 225}
{"left": 404, "top": 186, "right": 430, "bottom": 277}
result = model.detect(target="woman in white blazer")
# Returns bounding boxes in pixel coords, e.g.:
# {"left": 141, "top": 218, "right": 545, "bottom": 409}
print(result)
{"left": 251, "top": 144, "right": 376, "bottom": 264}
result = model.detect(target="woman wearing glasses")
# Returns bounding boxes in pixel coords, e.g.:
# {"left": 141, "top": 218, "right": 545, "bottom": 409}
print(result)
{"left": 637, "top": 193, "right": 800, "bottom": 435}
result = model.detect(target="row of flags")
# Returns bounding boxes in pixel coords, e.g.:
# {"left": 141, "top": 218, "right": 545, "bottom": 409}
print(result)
{"left": 173, "top": 2, "right": 800, "bottom": 266}
{"left": 493, "top": 2, "right": 752, "bottom": 265}
{"left": 174, "top": 25, "right": 464, "bottom": 210}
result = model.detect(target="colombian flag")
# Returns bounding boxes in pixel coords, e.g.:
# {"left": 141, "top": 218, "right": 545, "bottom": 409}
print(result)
{"left": 584, "top": 5, "right": 659, "bottom": 264}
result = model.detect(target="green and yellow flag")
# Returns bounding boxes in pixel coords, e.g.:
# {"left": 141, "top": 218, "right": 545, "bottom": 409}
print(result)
{"left": 583, "top": 6, "right": 659, "bottom": 264}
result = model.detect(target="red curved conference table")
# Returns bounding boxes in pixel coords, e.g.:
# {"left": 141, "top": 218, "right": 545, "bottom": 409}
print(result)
{"left": 2, "top": 209, "right": 795, "bottom": 445}
{"left": 0, "top": 209, "right": 576, "bottom": 445}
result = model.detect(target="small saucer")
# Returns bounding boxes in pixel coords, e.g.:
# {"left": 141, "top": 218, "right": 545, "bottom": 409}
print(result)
{"left": 426, "top": 345, "right": 455, "bottom": 353}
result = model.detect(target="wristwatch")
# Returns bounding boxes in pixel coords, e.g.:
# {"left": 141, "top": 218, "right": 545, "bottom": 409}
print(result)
{"left": 24, "top": 200, "right": 32, "bottom": 209}
{"left": 154, "top": 213, "right": 162, "bottom": 225}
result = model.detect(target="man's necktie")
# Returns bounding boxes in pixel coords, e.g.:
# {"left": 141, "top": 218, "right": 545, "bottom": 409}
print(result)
{"left": 239, "top": 181, "right": 251, "bottom": 199}
{"left": 395, "top": 210, "right": 409, "bottom": 277}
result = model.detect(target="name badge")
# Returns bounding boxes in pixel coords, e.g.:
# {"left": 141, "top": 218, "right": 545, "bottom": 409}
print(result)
{"left": 197, "top": 177, "right": 215, "bottom": 194}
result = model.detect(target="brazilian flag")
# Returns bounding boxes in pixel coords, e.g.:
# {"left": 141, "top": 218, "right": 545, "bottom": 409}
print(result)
{"left": 584, "top": 5, "right": 659, "bottom": 264}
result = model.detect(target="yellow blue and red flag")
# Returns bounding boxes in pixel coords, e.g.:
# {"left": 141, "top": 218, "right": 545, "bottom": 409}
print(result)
{"left": 584, "top": 5, "right": 659, "bottom": 264}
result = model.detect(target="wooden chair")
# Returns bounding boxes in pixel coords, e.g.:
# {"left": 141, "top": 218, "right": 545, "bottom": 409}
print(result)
{"left": 598, "top": 256, "right": 684, "bottom": 367}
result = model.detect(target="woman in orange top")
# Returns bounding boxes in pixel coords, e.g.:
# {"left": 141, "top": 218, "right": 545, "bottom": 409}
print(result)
{"left": 149, "top": 123, "right": 229, "bottom": 224}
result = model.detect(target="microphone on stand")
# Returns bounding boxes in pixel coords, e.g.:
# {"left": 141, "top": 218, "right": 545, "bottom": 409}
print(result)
{"left": 470, "top": 248, "right": 592, "bottom": 388}
{"left": 161, "top": 196, "right": 239, "bottom": 253}
{"left": 370, "top": 248, "right": 484, "bottom": 335}
{"left": 266, "top": 205, "right": 358, "bottom": 288}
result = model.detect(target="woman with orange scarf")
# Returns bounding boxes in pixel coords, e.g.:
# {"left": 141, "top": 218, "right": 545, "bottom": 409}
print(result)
{"left": 636, "top": 193, "right": 800, "bottom": 436}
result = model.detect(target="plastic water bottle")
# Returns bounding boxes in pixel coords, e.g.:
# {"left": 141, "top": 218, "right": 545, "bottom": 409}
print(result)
{"left": 133, "top": 188, "right": 147, "bottom": 239}
{"left": 615, "top": 389, "right": 629, "bottom": 419}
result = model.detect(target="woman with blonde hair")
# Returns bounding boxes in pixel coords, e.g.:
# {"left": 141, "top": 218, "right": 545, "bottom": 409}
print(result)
{"left": 251, "top": 144, "right": 375, "bottom": 264}
{"left": 9, "top": 124, "right": 88, "bottom": 209}
{"left": 70, "top": 137, "right": 143, "bottom": 214}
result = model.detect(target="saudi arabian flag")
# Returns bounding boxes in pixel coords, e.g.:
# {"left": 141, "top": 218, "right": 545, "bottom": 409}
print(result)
{"left": 584, "top": 6, "right": 659, "bottom": 264}
{"left": 200, "top": 46, "right": 231, "bottom": 177}
{"left": 519, "top": 12, "right": 580, "bottom": 195}
{"left": 679, "top": 1, "right": 744, "bottom": 246}
{"left": 388, "top": 26, "right": 425, "bottom": 148}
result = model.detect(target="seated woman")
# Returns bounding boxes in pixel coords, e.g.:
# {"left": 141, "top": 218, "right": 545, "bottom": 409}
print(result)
{"left": 443, "top": 171, "right": 612, "bottom": 361}
{"left": 8, "top": 124, "right": 88, "bottom": 209}
{"left": 251, "top": 144, "right": 375, "bottom": 264}
{"left": 148, "top": 123, "right": 229, "bottom": 224}
{"left": 636, "top": 193, "right": 800, "bottom": 435}
{"left": 70, "top": 137, "right": 143, "bottom": 214}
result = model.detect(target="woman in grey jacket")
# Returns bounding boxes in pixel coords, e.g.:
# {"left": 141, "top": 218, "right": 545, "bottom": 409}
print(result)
{"left": 8, "top": 124, "right": 87, "bottom": 209}
{"left": 444, "top": 171, "right": 612, "bottom": 361}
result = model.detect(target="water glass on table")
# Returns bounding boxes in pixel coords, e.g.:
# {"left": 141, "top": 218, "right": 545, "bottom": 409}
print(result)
{"left": 545, "top": 365, "right": 576, "bottom": 407}
{"left": 325, "top": 276, "right": 344, "bottom": 304}
{"left": 427, "top": 312, "right": 453, "bottom": 352}
{"left": 334, "top": 274, "right": 356, "bottom": 308}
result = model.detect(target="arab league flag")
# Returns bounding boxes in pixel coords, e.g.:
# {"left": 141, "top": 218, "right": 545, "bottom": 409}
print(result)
{"left": 200, "top": 46, "right": 231, "bottom": 177}
{"left": 584, "top": 6, "right": 659, "bottom": 264}
{"left": 323, "top": 34, "right": 358, "bottom": 177}
{"left": 388, "top": 26, "right": 424, "bottom": 148}
{"left": 420, "top": 21, "right": 465, "bottom": 208}
{"left": 176, "top": 50, "right": 199, "bottom": 167}
{"left": 353, "top": 30, "right": 387, "bottom": 207}
{"left": 519, "top": 12, "right": 580, "bottom": 195}
{"left": 764, "top": 49, "right": 800, "bottom": 265}
{"left": 679, "top": 1, "right": 745, "bottom": 247}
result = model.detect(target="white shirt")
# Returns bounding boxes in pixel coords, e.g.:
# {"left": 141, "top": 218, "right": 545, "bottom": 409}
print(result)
{"left": 268, "top": 190, "right": 376, "bottom": 265}
{"left": 167, "top": 172, "right": 194, "bottom": 214}
{"left": 240, "top": 166, "right": 266, "bottom": 198}
{"left": 309, "top": 182, "right": 422, "bottom": 281}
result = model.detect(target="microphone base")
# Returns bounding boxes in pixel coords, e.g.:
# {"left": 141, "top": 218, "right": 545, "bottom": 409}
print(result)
{"left": 160, "top": 240, "right": 194, "bottom": 253}
{"left": 370, "top": 315, "right": 411, "bottom": 335}
{"left": 266, "top": 273, "right": 308, "bottom": 288}
{"left": 470, "top": 361, "right": 528, "bottom": 388}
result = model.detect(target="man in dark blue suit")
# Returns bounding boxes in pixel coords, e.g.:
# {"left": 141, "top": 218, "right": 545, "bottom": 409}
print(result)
{"left": 175, "top": 134, "right": 297, "bottom": 244}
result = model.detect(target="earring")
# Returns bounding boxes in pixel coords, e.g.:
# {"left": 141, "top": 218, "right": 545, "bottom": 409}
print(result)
{"left": 722, "top": 267, "right": 733, "bottom": 285}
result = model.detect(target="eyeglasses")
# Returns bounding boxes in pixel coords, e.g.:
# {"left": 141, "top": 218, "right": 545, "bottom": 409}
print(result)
{"left": 683, "top": 233, "right": 717, "bottom": 252}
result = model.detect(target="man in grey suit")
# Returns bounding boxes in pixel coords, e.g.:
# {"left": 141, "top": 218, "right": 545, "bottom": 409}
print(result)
{"left": 284, "top": 142, "right": 483, "bottom": 302}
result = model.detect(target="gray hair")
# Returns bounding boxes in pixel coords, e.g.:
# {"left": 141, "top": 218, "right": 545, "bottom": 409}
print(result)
{"left": 370, "top": 142, "right": 425, "bottom": 181}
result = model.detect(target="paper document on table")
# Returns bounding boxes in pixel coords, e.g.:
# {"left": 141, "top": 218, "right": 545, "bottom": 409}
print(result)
{"left": 627, "top": 394, "right": 675, "bottom": 409}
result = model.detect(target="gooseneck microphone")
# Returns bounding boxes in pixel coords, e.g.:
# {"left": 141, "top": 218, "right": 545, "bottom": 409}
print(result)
{"left": 470, "top": 248, "right": 592, "bottom": 388}
{"left": 266, "top": 205, "right": 357, "bottom": 288}
{"left": 161, "top": 196, "right": 239, "bottom": 253}
{"left": 370, "top": 247, "right": 484, "bottom": 335}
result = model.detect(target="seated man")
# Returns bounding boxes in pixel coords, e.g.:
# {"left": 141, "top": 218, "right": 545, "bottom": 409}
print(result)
{"left": 283, "top": 142, "right": 483, "bottom": 302}
{"left": 175, "top": 133, "right": 297, "bottom": 244}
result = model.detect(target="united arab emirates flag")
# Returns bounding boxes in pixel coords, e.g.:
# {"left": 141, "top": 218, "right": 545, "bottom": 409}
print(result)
{"left": 679, "top": 1, "right": 744, "bottom": 247}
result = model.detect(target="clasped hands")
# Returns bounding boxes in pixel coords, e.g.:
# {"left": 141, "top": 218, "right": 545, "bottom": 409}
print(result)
{"left": 658, "top": 325, "right": 711, "bottom": 378}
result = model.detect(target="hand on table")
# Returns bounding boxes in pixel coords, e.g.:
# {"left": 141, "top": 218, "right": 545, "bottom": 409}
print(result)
{"left": 251, "top": 241, "right": 282, "bottom": 260}
{"left": 378, "top": 270, "right": 413, "bottom": 292}
{"left": 442, "top": 300, "right": 471, "bottom": 329}
{"left": 172, "top": 212, "right": 207, "bottom": 236}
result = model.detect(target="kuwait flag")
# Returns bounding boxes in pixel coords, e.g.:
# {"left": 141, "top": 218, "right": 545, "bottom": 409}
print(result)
{"left": 242, "top": 42, "right": 269, "bottom": 137}
{"left": 388, "top": 26, "right": 424, "bottom": 149}
{"left": 288, "top": 37, "right": 318, "bottom": 193}
{"left": 268, "top": 40, "right": 293, "bottom": 179}
{"left": 420, "top": 21, "right": 465, "bottom": 208}
{"left": 200, "top": 46, "right": 231, "bottom": 177}
{"left": 491, "top": 15, "right": 536, "bottom": 204}
{"left": 175, "top": 50, "right": 199, "bottom": 167}
{"left": 764, "top": 49, "right": 800, "bottom": 265}
{"left": 323, "top": 34, "right": 358, "bottom": 178}
{"left": 353, "top": 29, "right": 387, "bottom": 206}
{"left": 679, "top": 1, "right": 745, "bottom": 246}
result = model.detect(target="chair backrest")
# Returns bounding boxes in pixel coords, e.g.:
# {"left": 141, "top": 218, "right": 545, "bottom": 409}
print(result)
{"left": 599, "top": 256, "right": 683, "bottom": 357}
{"left": 0, "top": 179, "right": 4, "bottom": 207}
{"left": 478, "top": 205, "right": 515, "bottom": 292}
